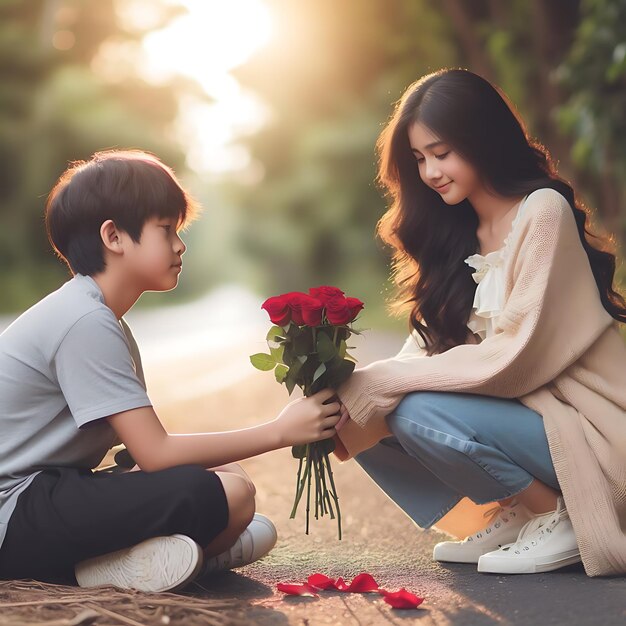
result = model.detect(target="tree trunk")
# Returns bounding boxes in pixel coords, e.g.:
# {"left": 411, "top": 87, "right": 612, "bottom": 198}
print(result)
{"left": 528, "top": 0, "right": 578, "bottom": 175}
{"left": 440, "top": 0, "right": 496, "bottom": 80}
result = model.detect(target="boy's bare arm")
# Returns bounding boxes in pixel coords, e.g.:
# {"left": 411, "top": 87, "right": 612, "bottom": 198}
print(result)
{"left": 106, "top": 389, "right": 341, "bottom": 472}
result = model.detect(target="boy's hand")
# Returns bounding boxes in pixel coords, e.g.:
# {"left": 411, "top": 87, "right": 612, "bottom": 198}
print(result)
{"left": 274, "top": 388, "right": 342, "bottom": 447}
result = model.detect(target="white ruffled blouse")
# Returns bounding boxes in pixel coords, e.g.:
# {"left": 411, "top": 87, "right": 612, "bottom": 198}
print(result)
{"left": 463, "top": 195, "right": 529, "bottom": 341}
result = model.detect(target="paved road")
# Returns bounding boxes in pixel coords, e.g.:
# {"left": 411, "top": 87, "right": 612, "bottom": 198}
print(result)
{"left": 125, "top": 293, "right": 625, "bottom": 626}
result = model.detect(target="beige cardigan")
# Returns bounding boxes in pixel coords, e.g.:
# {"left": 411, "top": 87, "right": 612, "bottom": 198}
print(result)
{"left": 336, "top": 188, "right": 626, "bottom": 577}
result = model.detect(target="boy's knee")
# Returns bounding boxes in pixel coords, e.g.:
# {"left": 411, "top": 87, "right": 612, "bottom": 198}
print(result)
{"left": 218, "top": 463, "right": 256, "bottom": 497}
{"left": 216, "top": 472, "right": 255, "bottom": 531}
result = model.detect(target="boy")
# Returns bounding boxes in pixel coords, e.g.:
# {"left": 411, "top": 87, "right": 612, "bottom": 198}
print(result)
{"left": 0, "top": 150, "right": 342, "bottom": 592}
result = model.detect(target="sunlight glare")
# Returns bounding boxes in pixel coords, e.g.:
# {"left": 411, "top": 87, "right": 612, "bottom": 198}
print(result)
{"left": 142, "top": 0, "right": 272, "bottom": 97}
{"left": 137, "top": 0, "right": 273, "bottom": 175}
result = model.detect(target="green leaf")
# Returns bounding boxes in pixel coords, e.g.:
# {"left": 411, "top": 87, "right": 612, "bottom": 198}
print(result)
{"left": 293, "top": 329, "right": 314, "bottom": 355}
{"left": 313, "top": 362, "right": 326, "bottom": 382}
{"left": 350, "top": 326, "right": 368, "bottom": 334}
{"left": 266, "top": 325, "right": 285, "bottom": 342}
{"left": 338, "top": 340, "right": 347, "bottom": 359}
{"left": 326, "top": 358, "right": 356, "bottom": 386}
{"left": 249, "top": 353, "right": 276, "bottom": 371}
{"left": 285, "top": 358, "right": 304, "bottom": 395}
{"left": 282, "top": 345, "right": 295, "bottom": 366}
{"left": 337, "top": 327, "right": 351, "bottom": 341}
{"left": 270, "top": 344, "right": 285, "bottom": 363}
{"left": 316, "top": 332, "right": 337, "bottom": 362}
{"left": 286, "top": 323, "right": 302, "bottom": 338}
{"left": 274, "top": 364, "right": 288, "bottom": 383}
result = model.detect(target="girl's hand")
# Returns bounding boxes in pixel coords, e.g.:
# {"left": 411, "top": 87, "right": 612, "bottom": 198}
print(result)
{"left": 337, "top": 403, "right": 351, "bottom": 431}
{"left": 274, "top": 388, "right": 342, "bottom": 447}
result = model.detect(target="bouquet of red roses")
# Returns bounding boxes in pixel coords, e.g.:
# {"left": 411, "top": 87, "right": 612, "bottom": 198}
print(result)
{"left": 250, "top": 286, "right": 364, "bottom": 539}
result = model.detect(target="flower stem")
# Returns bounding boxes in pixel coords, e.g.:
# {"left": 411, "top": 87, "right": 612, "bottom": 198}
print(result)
{"left": 319, "top": 460, "right": 333, "bottom": 517}
{"left": 313, "top": 449, "right": 321, "bottom": 520}
{"left": 290, "top": 452, "right": 308, "bottom": 519}
{"left": 289, "top": 458, "right": 303, "bottom": 519}
{"left": 323, "top": 451, "right": 342, "bottom": 540}
{"left": 305, "top": 444, "right": 312, "bottom": 534}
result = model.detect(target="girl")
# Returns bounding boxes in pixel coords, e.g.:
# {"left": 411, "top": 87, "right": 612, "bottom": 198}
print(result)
{"left": 334, "top": 68, "right": 626, "bottom": 576}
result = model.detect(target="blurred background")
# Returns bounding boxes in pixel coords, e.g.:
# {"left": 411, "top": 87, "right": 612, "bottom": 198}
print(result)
{"left": 0, "top": 0, "right": 625, "bottom": 337}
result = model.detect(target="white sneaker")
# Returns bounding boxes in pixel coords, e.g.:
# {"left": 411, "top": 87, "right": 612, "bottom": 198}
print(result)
{"left": 477, "top": 496, "right": 581, "bottom": 574}
{"left": 201, "top": 513, "right": 277, "bottom": 575}
{"left": 75, "top": 534, "right": 203, "bottom": 592}
{"left": 433, "top": 499, "right": 535, "bottom": 563}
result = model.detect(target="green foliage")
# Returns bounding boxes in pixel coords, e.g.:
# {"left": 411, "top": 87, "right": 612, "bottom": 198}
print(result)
{"left": 227, "top": 0, "right": 457, "bottom": 317}
{"left": 227, "top": 0, "right": 625, "bottom": 322}
{"left": 249, "top": 352, "right": 276, "bottom": 371}
{"left": 250, "top": 319, "right": 358, "bottom": 397}
{"left": 0, "top": 0, "right": 188, "bottom": 312}
{"left": 2, "top": 0, "right": 624, "bottom": 327}
{"left": 554, "top": 0, "right": 626, "bottom": 242}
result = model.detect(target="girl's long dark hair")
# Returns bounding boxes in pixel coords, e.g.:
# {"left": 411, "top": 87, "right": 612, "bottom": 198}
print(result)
{"left": 377, "top": 68, "right": 626, "bottom": 355}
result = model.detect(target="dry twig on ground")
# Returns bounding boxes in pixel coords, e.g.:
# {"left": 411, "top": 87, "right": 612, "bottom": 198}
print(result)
{"left": 0, "top": 580, "right": 248, "bottom": 626}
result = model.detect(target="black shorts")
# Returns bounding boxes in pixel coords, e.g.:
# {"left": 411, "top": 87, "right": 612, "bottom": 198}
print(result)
{"left": 0, "top": 464, "right": 229, "bottom": 583}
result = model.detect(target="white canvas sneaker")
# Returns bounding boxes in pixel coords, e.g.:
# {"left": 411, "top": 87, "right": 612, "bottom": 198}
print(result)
{"left": 201, "top": 513, "right": 277, "bottom": 575}
{"left": 75, "top": 534, "right": 203, "bottom": 592}
{"left": 433, "top": 499, "right": 535, "bottom": 563}
{"left": 477, "top": 496, "right": 581, "bottom": 574}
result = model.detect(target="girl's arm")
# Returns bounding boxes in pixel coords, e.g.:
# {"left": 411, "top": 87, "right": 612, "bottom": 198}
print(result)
{"left": 337, "top": 193, "right": 604, "bottom": 428}
{"left": 106, "top": 388, "right": 341, "bottom": 472}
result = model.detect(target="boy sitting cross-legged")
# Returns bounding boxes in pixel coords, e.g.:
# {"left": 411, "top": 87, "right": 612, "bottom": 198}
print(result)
{"left": 0, "top": 150, "right": 343, "bottom": 592}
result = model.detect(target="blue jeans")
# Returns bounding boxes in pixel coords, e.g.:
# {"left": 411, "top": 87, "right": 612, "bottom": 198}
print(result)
{"left": 355, "top": 391, "right": 560, "bottom": 529}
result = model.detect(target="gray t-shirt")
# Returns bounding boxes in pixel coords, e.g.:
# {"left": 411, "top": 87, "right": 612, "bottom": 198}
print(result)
{"left": 0, "top": 274, "right": 152, "bottom": 548}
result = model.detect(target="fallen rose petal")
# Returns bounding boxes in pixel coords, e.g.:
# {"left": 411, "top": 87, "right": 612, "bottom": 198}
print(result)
{"left": 334, "top": 577, "right": 350, "bottom": 591}
{"left": 277, "top": 582, "right": 319, "bottom": 597}
{"left": 380, "top": 588, "right": 424, "bottom": 609}
{"left": 347, "top": 573, "right": 380, "bottom": 593}
{"left": 307, "top": 573, "right": 336, "bottom": 590}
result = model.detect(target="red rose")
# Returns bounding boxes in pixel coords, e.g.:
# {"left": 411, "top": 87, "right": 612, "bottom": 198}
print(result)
{"left": 300, "top": 296, "right": 324, "bottom": 326}
{"left": 324, "top": 296, "right": 353, "bottom": 325}
{"left": 345, "top": 297, "right": 364, "bottom": 321}
{"left": 286, "top": 293, "right": 325, "bottom": 327}
{"left": 284, "top": 292, "right": 308, "bottom": 325}
{"left": 261, "top": 294, "right": 291, "bottom": 326}
{"left": 309, "top": 286, "right": 345, "bottom": 303}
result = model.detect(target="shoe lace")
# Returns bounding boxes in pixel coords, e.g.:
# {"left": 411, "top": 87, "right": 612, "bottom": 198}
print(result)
{"left": 465, "top": 502, "right": 518, "bottom": 543}
{"left": 505, "top": 501, "right": 567, "bottom": 554}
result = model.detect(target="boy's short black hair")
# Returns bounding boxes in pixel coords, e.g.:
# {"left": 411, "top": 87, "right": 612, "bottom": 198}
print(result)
{"left": 45, "top": 149, "right": 199, "bottom": 276}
